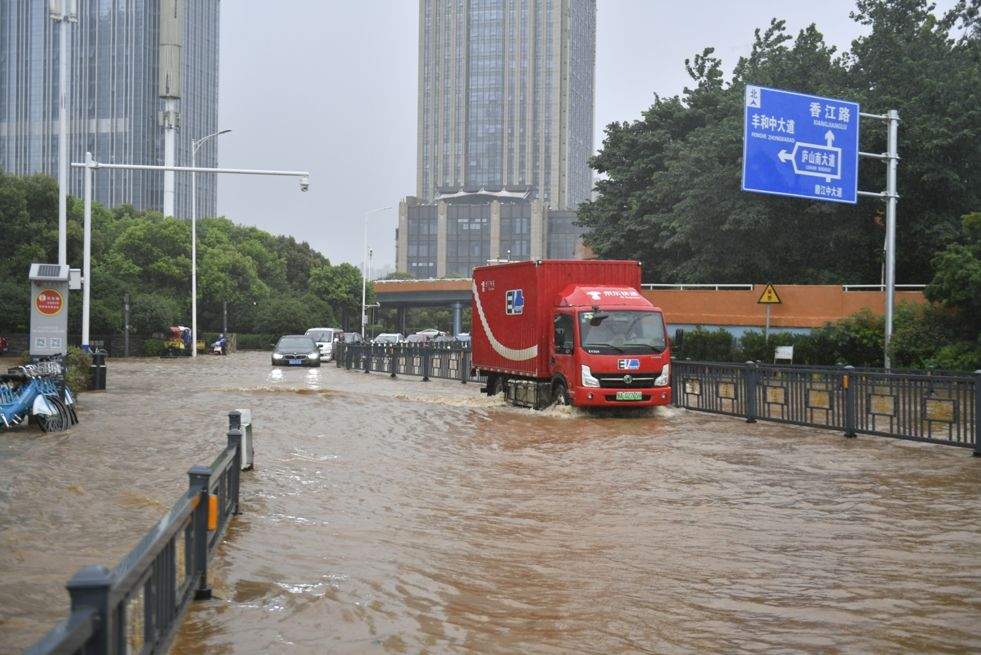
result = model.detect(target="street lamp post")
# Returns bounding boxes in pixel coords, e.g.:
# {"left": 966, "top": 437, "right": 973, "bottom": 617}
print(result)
{"left": 50, "top": 0, "right": 77, "bottom": 266}
{"left": 361, "top": 206, "right": 392, "bottom": 339}
{"left": 72, "top": 155, "right": 310, "bottom": 350}
{"left": 190, "top": 129, "right": 232, "bottom": 357}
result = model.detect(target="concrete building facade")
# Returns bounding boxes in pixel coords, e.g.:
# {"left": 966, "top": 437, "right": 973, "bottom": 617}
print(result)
{"left": 399, "top": 0, "right": 596, "bottom": 278}
{"left": 416, "top": 0, "right": 595, "bottom": 209}
{"left": 0, "top": 0, "right": 220, "bottom": 218}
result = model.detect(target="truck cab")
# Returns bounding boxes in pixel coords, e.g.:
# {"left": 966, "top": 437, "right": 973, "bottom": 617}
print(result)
{"left": 550, "top": 286, "right": 671, "bottom": 407}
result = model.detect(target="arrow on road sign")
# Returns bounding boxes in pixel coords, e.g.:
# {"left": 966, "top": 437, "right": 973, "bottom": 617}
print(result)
{"left": 777, "top": 132, "right": 842, "bottom": 182}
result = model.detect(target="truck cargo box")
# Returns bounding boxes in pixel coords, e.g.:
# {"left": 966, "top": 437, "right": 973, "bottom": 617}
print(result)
{"left": 471, "top": 260, "right": 643, "bottom": 377}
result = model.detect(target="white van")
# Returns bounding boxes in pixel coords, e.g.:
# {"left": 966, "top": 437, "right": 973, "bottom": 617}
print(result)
{"left": 305, "top": 327, "right": 343, "bottom": 360}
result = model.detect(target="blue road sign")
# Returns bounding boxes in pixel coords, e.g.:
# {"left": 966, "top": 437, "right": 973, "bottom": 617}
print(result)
{"left": 742, "top": 85, "right": 860, "bottom": 204}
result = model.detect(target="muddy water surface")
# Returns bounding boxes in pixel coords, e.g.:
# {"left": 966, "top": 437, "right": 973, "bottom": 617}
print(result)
{"left": 1, "top": 352, "right": 979, "bottom": 653}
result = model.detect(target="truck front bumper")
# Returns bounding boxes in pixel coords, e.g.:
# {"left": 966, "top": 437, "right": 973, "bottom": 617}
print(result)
{"left": 570, "top": 385, "right": 672, "bottom": 407}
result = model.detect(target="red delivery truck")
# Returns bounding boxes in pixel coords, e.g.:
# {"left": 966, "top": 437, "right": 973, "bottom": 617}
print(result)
{"left": 471, "top": 260, "right": 672, "bottom": 409}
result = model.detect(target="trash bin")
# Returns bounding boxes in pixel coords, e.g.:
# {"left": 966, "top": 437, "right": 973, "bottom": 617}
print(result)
{"left": 89, "top": 350, "right": 107, "bottom": 391}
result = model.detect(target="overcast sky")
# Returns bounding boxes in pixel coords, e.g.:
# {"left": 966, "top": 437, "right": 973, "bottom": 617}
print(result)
{"left": 216, "top": 1, "right": 954, "bottom": 275}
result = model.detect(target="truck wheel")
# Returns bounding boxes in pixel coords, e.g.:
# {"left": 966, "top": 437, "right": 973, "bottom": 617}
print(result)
{"left": 486, "top": 374, "right": 502, "bottom": 396}
{"left": 551, "top": 380, "right": 569, "bottom": 407}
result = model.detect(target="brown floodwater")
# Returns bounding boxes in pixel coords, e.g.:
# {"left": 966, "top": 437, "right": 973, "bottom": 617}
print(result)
{"left": 1, "top": 352, "right": 979, "bottom": 654}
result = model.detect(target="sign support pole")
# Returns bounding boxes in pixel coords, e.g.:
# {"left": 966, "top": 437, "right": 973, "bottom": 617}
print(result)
{"left": 764, "top": 304, "right": 771, "bottom": 342}
{"left": 858, "top": 110, "right": 900, "bottom": 369}
{"left": 883, "top": 110, "right": 899, "bottom": 369}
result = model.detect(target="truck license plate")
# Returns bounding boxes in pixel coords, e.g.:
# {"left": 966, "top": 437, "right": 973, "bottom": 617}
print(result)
{"left": 616, "top": 391, "right": 643, "bottom": 401}
{"left": 288, "top": 358, "right": 304, "bottom": 366}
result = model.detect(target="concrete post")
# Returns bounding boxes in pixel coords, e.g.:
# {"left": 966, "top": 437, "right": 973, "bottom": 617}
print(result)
{"left": 66, "top": 565, "right": 113, "bottom": 653}
{"left": 364, "top": 343, "right": 371, "bottom": 374}
{"left": 187, "top": 465, "right": 212, "bottom": 600}
{"left": 390, "top": 345, "right": 398, "bottom": 378}
{"left": 422, "top": 346, "right": 430, "bottom": 382}
{"left": 452, "top": 301, "right": 462, "bottom": 336}
{"left": 843, "top": 365, "right": 857, "bottom": 438}
{"left": 489, "top": 200, "right": 501, "bottom": 260}
{"left": 436, "top": 201, "right": 447, "bottom": 278}
{"left": 745, "top": 362, "right": 758, "bottom": 423}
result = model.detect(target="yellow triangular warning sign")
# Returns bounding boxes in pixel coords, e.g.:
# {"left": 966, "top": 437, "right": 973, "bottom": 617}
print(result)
{"left": 757, "top": 284, "right": 781, "bottom": 304}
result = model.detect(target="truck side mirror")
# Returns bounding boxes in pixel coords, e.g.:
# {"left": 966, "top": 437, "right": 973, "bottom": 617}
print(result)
{"left": 673, "top": 329, "right": 685, "bottom": 349}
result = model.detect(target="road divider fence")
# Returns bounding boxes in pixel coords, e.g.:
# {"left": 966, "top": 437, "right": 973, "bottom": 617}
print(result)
{"left": 334, "top": 341, "right": 483, "bottom": 384}
{"left": 26, "top": 410, "right": 255, "bottom": 655}
{"left": 672, "top": 361, "right": 978, "bottom": 452}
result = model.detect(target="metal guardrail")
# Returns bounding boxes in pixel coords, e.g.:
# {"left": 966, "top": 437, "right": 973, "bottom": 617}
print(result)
{"left": 672, "top": 361, "right": 979, "bottom": 453}
{"left": 641, "top": 283, "right": 754, "bottom": 290}
{"left": 25, "top": 410, "right": 254, "bottom": 655}
{"left": 334, "top": 341, "right": 483, "bottom": 384}
{"left": 842, "top": 284, "right": 927, "bottom": 291}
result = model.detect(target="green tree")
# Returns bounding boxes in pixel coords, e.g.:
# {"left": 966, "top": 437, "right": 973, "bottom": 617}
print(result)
{"left": 579, "top": 1, "right": 979, "bottom": 285}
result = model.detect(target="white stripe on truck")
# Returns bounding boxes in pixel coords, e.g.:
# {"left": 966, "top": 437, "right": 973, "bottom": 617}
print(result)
{"left": 471, "top": 281, "right": 538, "bottom": 361}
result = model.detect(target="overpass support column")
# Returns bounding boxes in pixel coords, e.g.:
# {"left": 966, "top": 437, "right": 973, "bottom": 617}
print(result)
{"left": 452, "top": 302, "right": 462, "bottom": 337}
{"left": 397, "top": 307, "right": 407, "bottom": 335}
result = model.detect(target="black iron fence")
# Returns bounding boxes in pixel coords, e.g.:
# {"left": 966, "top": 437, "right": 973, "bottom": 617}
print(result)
{"left": 26, "top": 410, "right": 254, "bottom": 655}
{"left": 334, "top": 340, "right": 482, "bottom": 384}
{"left": 672, "top": 361, "right": 979, "bottom": 452}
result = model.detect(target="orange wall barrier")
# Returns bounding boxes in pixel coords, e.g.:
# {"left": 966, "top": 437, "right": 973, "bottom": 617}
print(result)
{"left": 644, "top": 285, "right": 926, "bottom": 329}
{"left": 375, "top": 279, "right": 927, "bottom": 330}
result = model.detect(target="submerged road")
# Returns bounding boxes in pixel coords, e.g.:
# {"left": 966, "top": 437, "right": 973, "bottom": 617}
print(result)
{"left": 1, "top": 352, "right": 979, "bottom": 653}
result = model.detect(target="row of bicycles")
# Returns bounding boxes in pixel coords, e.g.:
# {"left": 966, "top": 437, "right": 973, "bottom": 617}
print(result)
{"left": 0, "top": 359, "right": 78, "bottom": 433}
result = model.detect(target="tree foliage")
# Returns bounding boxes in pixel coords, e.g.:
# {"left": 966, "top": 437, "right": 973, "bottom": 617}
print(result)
{"left": 0, "top": 172, "right": 369, "bottom": 336}
{"left": 579, "top": 0, "right": 980, "bottom": 284}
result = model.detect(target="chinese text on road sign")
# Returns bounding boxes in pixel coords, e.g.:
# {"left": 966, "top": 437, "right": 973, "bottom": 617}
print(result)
{"left": 757, "top": 284, "right": 782, "bottom": 304}
{"left": 742, "top": 86, "right": 860, "bottom": 204}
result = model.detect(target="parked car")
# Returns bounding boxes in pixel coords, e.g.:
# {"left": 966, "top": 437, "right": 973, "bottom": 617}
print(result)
{"left": 405, "top": 333, "right": 432, "bottom": 344}
{"left": 372, "top": 333, "right": 404, "bottom": 344}
{"left": 305, "top": 327, "right": 342, "bottom": 360}
{"left": 271, "top": 335, "right": 321, "bottom": 367}
{"left": 456, "top": 333, "right": 471, "bottom": 344}
{"left": 415, "top": 328, "right": 444, "bottom": 339}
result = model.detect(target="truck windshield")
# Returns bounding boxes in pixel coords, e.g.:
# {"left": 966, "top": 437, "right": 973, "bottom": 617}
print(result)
{"left": 578, "top": 311, "right": 666, "bottom": 354}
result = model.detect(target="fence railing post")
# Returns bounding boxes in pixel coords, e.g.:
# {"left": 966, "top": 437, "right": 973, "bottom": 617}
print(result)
{"left": 422, "top": 346, "right": 430, "bottom": 382}
{"left": 390, "top": 345, "right": 397, "bottom": 378}
{"left": 745, "top": 362, "right": 758, "bottom": 423}
{"left": 843, "top": 365, "right": 857, "bottom": 438}
{"left": 226, "top": 428, "right": 242, "bottom": 514}
{"left": 671, "top": 361, "right": 679, "bottom": 407}
{"left": 187, "top": 465, "right": 212, "bottom": 600}
{"left": 228, "top": 410, "right": 241, "bottom": 432}
{"left": 974, "top": 370, "right": 980, "bottom": 457}
{"left": 65, "top": 565, "right": 112, "bottom": 653}
{"left": 363, "top": 343, "right": 371, "bottom": 374}
{"left": 460, "top": 348, "right": 469, "bottom": 384}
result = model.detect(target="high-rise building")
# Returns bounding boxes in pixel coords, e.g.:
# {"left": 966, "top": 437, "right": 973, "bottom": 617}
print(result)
{"left": 0, "top": 0, "right": 220, "bottom": 218}
{"left": 399, "top": 0, "right": 596, "bottom": 278}
{"left": 417, "top": 0, "right": 595, "bottom": 209}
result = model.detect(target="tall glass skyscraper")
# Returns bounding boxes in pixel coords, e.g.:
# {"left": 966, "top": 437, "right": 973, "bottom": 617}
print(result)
{"left": 416, "top": 0, "right": 596, "bottom": 211}
{"left": 0, "top": 0, "right": 220, "bottom": 218}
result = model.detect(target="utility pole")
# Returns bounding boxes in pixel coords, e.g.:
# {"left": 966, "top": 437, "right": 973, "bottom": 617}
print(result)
{"left": 160, "top": 0, "right": 183, "bottom": 216}
{"left": 50, "top": 0, "right": 77, "bottom": 266}
{"left": 123, "top": 293, "right": 130, "bottom": 357}
{"left": 223, "top": 300, "right": 228, "bottom": 335}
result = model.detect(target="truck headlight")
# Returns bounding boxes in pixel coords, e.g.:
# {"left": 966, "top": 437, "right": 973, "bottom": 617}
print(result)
{"left": 654, "top": 364, "right": 670, "bottom": 387}
{"left": 581, "top": 365, "right": 600, "bottom": 388}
